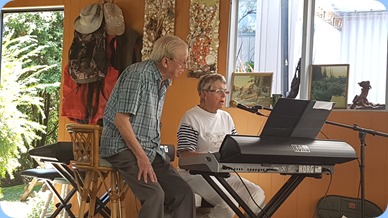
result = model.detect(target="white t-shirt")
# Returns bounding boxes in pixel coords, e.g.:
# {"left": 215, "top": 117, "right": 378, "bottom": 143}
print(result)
{"left": 177, "top": 105, "right": 237, "bottom": 154}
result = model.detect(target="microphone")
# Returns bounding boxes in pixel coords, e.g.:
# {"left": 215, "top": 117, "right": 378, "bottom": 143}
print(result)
{"left": 230, "top": 100, "right": 266, "bottom": 116}
{"left": 252, "top": 105, "right": 272, "bottom": 111}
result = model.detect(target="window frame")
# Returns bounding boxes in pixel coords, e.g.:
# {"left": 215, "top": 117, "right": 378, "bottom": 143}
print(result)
{"left": 227, "top": 0, "right": 388, "bottom": 110}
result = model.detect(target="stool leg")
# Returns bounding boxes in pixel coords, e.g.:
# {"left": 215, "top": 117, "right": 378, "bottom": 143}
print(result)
{"left": 88, "top": 171, "right": 99, "bottom": 218}
{"left": 110, "top": 171, "right": 118, "bottom": 218}
{"left": 40, "top": 190, "right": 53, "bottom": 218}
{"left": 78, "top": 170, "right": 92, "bottom": 218}
{"left": 118, "top": 174, "right": 128, "bottom": 218}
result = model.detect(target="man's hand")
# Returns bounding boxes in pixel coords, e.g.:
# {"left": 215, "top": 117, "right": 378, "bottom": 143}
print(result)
{"left": 114, "top": 113, "right": 158, "bottom": 183}
{"left": 136, "top": 154, "right": 157, "bottom": 183}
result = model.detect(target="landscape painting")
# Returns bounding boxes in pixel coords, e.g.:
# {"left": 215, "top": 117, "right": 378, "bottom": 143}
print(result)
{"left": 230, "top": 72, "right": 273, "bottom": 107}
{"left": 309, "top": 64, "right": 349, "bottom": 109}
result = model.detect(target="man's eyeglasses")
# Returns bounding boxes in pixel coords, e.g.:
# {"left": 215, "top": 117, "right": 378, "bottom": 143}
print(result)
{"left": 205, "top": 89, "right": 230, "bottom": 95}
{"left": 169, "top": 58, "right": 187, "bottom": 69}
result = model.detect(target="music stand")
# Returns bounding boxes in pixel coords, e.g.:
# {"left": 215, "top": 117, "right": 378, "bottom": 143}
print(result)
{"left": 260, "top": 98, "right": 335, "bottom": 139}
{"left": 325, "top": 120, "right": 388, "bottom": 218}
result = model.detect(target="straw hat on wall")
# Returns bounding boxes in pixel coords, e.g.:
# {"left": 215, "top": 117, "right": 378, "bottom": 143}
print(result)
{"left": 103, "top": 3, "right": 125, "bottom": 36}
{"left": 74, "top": 3, "right": 104, "bottom": 34}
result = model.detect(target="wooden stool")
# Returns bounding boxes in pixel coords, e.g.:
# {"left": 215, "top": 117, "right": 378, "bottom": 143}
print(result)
{"left": 66, "top": 123, "right": 128, "bottom": 218}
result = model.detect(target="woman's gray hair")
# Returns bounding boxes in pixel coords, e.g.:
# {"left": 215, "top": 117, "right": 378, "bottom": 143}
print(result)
{"left": 149, "top": 35, "right": 188, "bottom": 62}
{"left": 197, "top": 73, "right": 227, "bottom": 94}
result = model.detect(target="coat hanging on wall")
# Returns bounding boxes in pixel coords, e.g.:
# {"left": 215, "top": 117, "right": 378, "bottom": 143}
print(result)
{"left": 62, "top": 2, "right": 127, "bottom": 124}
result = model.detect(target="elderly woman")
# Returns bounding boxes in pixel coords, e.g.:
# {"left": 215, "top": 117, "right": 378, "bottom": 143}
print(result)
{"left": 177, "top": 73, "right": 265, "bottom": 218}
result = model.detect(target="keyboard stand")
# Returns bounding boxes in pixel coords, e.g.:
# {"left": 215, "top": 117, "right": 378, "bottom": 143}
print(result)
{"left": 190, "top": 170, "right": 255, "bottom": 218}
{"left": 190, "top": 171, "right": 321, "bottom": 218}
{"left": 258, "top": 174, "right": 306, "bottom": 218}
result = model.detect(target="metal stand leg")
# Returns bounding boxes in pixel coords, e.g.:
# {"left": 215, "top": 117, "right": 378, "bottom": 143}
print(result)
{"left": 258, "top": 175, "right": 306, "bottom": 217}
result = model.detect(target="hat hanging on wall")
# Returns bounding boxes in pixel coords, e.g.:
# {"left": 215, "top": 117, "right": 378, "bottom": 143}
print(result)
{"left": 103, "top": 3, "right": 125, "bottom": 36}
{"left": 74, "top": 3, "right": 104, "bottom": 34}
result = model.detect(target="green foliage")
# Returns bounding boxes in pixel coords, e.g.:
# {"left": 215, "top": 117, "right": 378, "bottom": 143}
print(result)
{"left": 3, "top": 11, "right": 64, "bottom": 148}
{"left": 0, "top": 184, "right": 41, "bottom": 202}
{"left": 312, "top": 76, "right": 347, "bottom": 101}
{"left": 0, "top": 35, "right": 48, "bottom": 178}
{"left": 0, "top": 184, "right": 48, "bottom": 218}
{"left": 244, "top": 60, "right": 254, "bottom": 72}
{"left": 236, "top": 60, "right": 255, "bottom": 72}
{"left": 3, "top": 11, "right": 64, "bottom": 84}
{"left": 0, "top": 11, "right": 63, "bottom": 181}
{"left": 26, "top": 190, "right": 53, "bottom": 218}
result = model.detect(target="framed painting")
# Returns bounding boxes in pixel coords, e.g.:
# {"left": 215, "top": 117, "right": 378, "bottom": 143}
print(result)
{"left": 309, "top": 64, "right": 349, "bottom": 109}
{"left": 230, "top": 72, "right": 273, "bottom": 107}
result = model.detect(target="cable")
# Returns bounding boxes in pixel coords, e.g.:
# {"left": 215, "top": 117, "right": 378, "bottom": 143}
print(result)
{"left": 321, "top": 130, "right": 363, "bottom": 198}
{"left": 312, "top": 169, "right": 333, "bottom": 218}
{"left": 319, "top": 131, "right": 365, "bottom": 217}
{"left": 357, "top": 158, "right": 361, "bottom": 199}
{"left": 319, "top": 129, "right": 362, "bottom": 196}
{"left": 223, "top": 165, "right": 270, "bottom": 218}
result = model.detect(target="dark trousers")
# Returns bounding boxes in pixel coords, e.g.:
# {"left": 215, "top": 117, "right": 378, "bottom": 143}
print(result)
{"left": 105, "top": 149, "right": 196, "bottom": 218}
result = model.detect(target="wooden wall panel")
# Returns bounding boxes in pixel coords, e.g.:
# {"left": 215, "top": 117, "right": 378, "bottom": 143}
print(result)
{"left": 3, "top": 0, "right": 388, "bottom": 217}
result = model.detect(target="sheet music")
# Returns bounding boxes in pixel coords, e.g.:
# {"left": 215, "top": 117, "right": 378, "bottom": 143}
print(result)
{"left": 313, "top": 101, "right": 334, "bottom": 110}
{"left": 261, "top": 98, "right": 333, "bottom": 139}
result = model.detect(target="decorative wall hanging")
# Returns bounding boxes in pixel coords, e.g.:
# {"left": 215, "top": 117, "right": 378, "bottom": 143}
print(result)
{"left": 230, "top": 72, "right": 273, "bottom": 107}
{"left": 187, "top": 0, "right": 220, "bottom": 78}
{"left": 141, "top": 0, "right": 176, "bottom": 60}
{"left": 309, "top": 64, "right": 349, "bottom": 109}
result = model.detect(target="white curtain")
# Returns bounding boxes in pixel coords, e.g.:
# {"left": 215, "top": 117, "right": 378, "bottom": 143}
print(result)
{"left": 313, "top": 11, "right": 388, "bottom": 104}
{"left": 341, "top": 12, "right": 387, "bottom": 104}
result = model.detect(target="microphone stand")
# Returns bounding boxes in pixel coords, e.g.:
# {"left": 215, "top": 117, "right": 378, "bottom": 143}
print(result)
{"left": 325, "top": 120, "right": 388, "bottom": 218}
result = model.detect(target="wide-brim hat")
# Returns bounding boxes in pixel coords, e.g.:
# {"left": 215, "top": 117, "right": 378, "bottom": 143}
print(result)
{"left": 103, "top": 3, "right": 125, "bottom": 36}
{"left": 74, "top": 3, "right": 103, "bottom": 34}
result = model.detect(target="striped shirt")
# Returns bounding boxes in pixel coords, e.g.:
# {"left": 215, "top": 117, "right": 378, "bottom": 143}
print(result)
{"left": 100, "top": 60, "right": 170, "bottom": 162}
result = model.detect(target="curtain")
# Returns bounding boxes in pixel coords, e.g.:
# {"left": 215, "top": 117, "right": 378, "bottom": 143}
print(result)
{"left": 341, "top": 11, "right": 387, "bottom": 104}
{"left": 313, "top": 11, "right": 387, "bottom": 104}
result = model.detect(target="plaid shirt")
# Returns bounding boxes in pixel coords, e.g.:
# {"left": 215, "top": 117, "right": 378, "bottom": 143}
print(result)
{"left": 100, "top": 60, "right": 170, "bottom": 162}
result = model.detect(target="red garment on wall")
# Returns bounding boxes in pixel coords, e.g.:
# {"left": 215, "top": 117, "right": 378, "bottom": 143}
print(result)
{"left": 61, "top": 65, "right": 119, "bottom": 124}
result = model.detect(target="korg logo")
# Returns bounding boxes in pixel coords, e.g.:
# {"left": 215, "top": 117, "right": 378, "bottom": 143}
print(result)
{"left": 291, "top": 144, "right": 310, "bottom": 153}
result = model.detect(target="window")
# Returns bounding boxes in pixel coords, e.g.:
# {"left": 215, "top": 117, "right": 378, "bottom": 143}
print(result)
{"left": 313, "top": 0, "right": 387, "bottom": 107}
{"left": 228, "top": 0, "right": 387, "bottom": 109}
{"left": 0, "top": 7, "right": 64, "bottom": 145}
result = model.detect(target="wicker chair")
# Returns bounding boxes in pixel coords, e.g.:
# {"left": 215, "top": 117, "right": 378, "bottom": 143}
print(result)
{"left": 66, "top": 123, "right": 128, "bottom": 218}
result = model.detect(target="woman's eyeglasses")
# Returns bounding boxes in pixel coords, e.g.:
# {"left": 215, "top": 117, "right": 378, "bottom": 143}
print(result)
{"left": 205, "top": 89, "right": 230, "bottom": 95}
